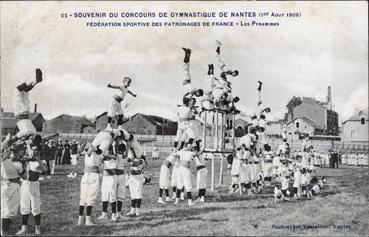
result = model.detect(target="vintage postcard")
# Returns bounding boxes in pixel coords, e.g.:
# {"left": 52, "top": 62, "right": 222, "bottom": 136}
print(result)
{"left": 1, "top": 1, "right": 368, "bottom": 236}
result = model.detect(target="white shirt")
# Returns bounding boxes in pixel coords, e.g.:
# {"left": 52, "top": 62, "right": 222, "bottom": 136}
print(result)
{"left": 129, "top": 138, "right": 144, "bottom": 159}
{"left": 177, "top": 150, "right": 195, "bottom": 162}
{"left": 103, "top": 158, "right": 117, "bottom": 170}
{"left": 177, "top": 106, "right": 192, "bottom": 120}
{"left": 84, "top": 152, "right": 104, "bottom": 167}
{"left": 166, "top": 154, "right": 178, "bottom": 164}
{"left": 239, "top": 134, "right": 254, "bottom": 149}
{"left": 116, "top": 154, "right": 126, "bottom": 170}
{"left": 1, "top": 160, "right": 23, "bottom": 179}
{"left": 195, "top": 155, "right": 205, "bottom": 166}
{"left": 113, "top": 87, "right": 129, "bottom": 101}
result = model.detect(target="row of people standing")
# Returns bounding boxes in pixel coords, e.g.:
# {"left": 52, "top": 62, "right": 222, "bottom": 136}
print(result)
{"left": 341, "top": 152, "right": 368, "bottom": 166}
{"left": 38, "top": 139, "right": 85, "bottom": 175}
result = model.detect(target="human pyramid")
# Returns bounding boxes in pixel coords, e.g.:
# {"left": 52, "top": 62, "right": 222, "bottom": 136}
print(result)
{"left": 1, "top": 68, "right": 147, "bottom": 234}
{"left": 156, "top": 41, "right": 242, "bottom": 206}
{"left": 1, "top": 41, "right": 328, "bottom": 236}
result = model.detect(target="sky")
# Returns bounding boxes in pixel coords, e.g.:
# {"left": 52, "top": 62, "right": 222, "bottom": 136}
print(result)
{"left": 1, "top": 1, "right": 368, "bottom": 124}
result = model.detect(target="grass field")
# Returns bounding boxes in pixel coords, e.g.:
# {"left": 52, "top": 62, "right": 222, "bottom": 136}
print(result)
{"left": 4, "top": 156, "right": 369, "bottom": 236}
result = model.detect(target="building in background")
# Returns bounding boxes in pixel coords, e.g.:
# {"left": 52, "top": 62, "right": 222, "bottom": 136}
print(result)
{"left": 43, "top": 114, "right": 93, "bottom": 134}
{"left": 1, "top": 109, "right": 45, "bottom": 135}
{"left": 291, "top": 86, "right": 339, "bottom": 136}
{"left": 1, "top": 111, "right": 17, "bottom": 135}
{"left": 82, "top": 126, "right": 97, "bottom": 134}
{"left": 342, "top": 109, "right": 368, "bottom": 142}
{"left": 123, "top": 113, "right": 177, "bottom": 135}
{"left": 95, "top": 112, "right": 118, "bottom": 132}
{"left": 285, "top": 117, "right": 325, "bottom": 137}
{"left": 95, "top": 112, "right": 177, "bottom": 135}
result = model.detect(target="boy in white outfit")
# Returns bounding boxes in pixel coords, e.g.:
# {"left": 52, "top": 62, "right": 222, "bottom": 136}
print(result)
{"left": 126, "top": 134, "right": 147, "bottom": 217}
{"left": 1, "top": 142, "right": 25, "bottom": 235}
{"left": 194, "top": 155, "right": 208, "bottom": 202}
{"left": 17, "top": 136, "right": 48, "bottom": 235}
{"left": 106, "top": 77, "right": 137, "bottom": 130}
{"left": 96, "top": 144, "right": 119, "bottom": 221}
{"left": 174, "top": 145, "right": 197, "bottom": 206}
{"left": 115, "top": 142, "right": 128, "bottom": 218}
{"left": 158, "top": 151, "right": 180, "bottom": 204}
{"left": 11, "top": 69, "right": 43, "bottom": 144}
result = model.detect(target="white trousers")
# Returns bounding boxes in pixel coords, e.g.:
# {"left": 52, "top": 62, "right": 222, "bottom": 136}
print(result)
{"left": 128, "top": 174, "right": 143, "bottom": 199}
{"left": 108, "top": 99, "right": 124, "bottom": 117}
{"left": 20, "top": 180, "right": 41, "bottom": 216}
{"left": 101, "top": 175, "right": 117, "bottom": 202}
{"left": 71, "top": 154, "right": 78, "bottom": 166}
{"left": 16, "top": 119, "right": 36, "bottom": 138}
{"left": 1, "top": 182, "right": 21, "bottom": 218}
{"left": 196, "top": 168, "right": 208, "bottom": 189}
{"left": 159, "top": 165, "right": 171, "bottom": 188}
{"left": 13, "top": 89, "right": 30, "bottom": 116}
{"left": 177, "top": 166, "right": 192, "bottom": 191}
{"left": 171, "top": 166, "right": 179, "bottom": 187}
{"left": 116, "top": 174, "right": 126, "bottom": 201}
{"left": 79, "top": 172, "right": 100, "bottom": 206}
{"left": 49, "top": 160, "right": 55, "bottom": 175}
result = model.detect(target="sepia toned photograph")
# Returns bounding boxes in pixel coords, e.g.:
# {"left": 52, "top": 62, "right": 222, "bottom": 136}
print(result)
{"left": 1, "top": 1, "right": 368, "bottom": 236}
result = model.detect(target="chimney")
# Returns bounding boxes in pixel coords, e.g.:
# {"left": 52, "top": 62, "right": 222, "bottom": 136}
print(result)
{"left": 34, "top": 103, "right": 37, "bottom": 113}
{"left": 327, "top": 86, "right": 332, "bottom": 110}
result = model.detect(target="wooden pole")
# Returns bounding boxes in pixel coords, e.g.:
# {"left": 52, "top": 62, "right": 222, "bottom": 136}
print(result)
{"left": 221, "top": 113, "right": 224, "bottom": 149}
{"left": 203, "top": 111, "right": 207, "bottom": 150}
{"left": 211, "top": 112, "right": 215, "bottom": 149}
{"left": 215, "top": 111, "right": 219, "bottom": 150}
{"left": 211, "top": 154, "right": 215, "bottom": 191}
{"left": 218, "top": 155, "right": 224, "bottom": 187}
{"left": 232, "top": 113, "right": 236, "bottom": 152}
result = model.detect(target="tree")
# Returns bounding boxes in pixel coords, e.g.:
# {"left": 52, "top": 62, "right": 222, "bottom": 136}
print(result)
{"left": 285, "top": 96, "right": 302, "bottom": 122}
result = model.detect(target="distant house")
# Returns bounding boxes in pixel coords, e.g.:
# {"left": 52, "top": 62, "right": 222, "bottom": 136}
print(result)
{"left": 1, "top": 111, "right": 45, "bottom": 135}
{"left": 292, "top": 97, "right": 339, "bottom": 135}
{"left": 285, "top": 117, "right": 325, "bottom": 136}
{"left": 95, "top": 112, "right": 178, "bottom": 135}
{"left": 124, "top": 113, "right": 177, "bottom": 135}
{"left": 1, "top": 112, "right": 17, "bottom": 135}
{"left": 82, "top": 126, "right": 97, "bottom": 134}
{"left": 95, "top": 112, "right": 118, "bottom": 132}
{"left": 43, "top": 114, "right": 93, "bottom": 134}
{"left": 342, "top": 110, "right": 368, "bottom": 142}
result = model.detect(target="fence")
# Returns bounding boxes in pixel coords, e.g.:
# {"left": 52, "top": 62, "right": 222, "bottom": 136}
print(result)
{"left": 47, "top": 133, "right": 369, "bottom": 154}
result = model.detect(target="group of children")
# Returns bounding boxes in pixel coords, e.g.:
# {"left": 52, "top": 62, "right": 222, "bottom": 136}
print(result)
{"left": 157, "top": 146, "right": 208, "bottom": 206}
{"left": 77, "top": 126, "right": 151, "bottom": 226}
{"left": 229, "top": 132, "right": 328, "bottom": 203}
{"left": 341, "top": 152, "right": 369, "bottom": 166}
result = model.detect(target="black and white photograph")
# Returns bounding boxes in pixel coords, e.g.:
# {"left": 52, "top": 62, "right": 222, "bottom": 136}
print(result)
{"left": 1, "top": 1, "right": 368, "bottom": 236}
